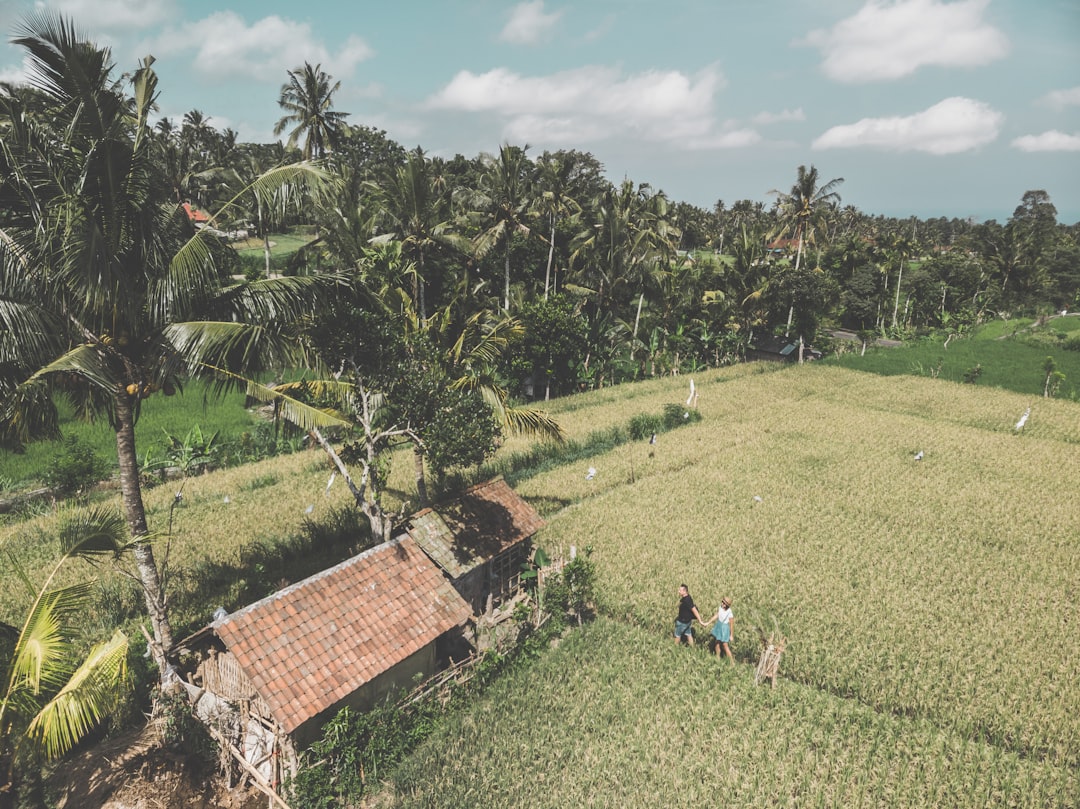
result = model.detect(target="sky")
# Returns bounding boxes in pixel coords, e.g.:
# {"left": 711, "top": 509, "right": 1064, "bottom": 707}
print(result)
{"left": 1, "top": 0, "right": 1079, "bottom": 223}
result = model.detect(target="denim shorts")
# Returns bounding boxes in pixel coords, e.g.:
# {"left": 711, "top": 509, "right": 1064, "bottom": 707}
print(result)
{"left": 674, "top": 620, "right": 693, "bottom": 638}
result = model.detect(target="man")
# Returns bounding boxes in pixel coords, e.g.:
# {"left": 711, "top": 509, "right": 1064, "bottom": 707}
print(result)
{"left": 674, "top": 583, "right": 704, "bottom": 645}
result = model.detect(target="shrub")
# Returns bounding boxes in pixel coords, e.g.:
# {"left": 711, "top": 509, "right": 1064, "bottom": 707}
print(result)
{"left": 628, "top": 413, "right": 663, "bottom": 440}
{"left": 42, "top": 435, "right": 108, "bottom": 495}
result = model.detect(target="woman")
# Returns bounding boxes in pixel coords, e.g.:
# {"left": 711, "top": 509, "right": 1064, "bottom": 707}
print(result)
{"left": 707, "top": 596, "right": 735, "bottom": 663}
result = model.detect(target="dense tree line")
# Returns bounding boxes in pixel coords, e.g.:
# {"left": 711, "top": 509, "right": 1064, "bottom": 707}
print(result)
{"left": 102, "top": 56, "right": 1080, "bottom": 395}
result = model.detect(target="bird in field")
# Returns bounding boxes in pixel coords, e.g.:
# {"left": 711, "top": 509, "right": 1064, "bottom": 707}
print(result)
{"left": 585, "top": 467, "right": 597, "bottom": 480}
{"left": 1015, "top": 407, "right": 1031, "bottom": 432}
{"left": 914, "top": 451, "right": 924, "bottom": 461}
{"left": 686, "top": 378, "right": 698, "bottom": 408}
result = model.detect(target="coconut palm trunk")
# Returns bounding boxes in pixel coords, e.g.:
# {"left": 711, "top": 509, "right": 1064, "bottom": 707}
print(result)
{"left": 113, "top": 391, "right": 172, "bottom": 674}
{"left": 544, "top": 216, "right": 557, "bottom": 300}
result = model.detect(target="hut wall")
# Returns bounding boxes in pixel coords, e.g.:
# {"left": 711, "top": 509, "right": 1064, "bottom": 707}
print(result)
{"left": 291, "top": 642, "right": 437, "bottom": 747}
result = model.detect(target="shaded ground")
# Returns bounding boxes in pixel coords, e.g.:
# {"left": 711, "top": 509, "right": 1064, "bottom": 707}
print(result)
{"left": 48, "top": 723, "right": 265, "bottom": 809}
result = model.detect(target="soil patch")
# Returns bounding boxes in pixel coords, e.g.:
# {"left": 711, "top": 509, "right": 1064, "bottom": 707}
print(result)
{"left": 48, "top": 722, "right": 265, "bottom": 809}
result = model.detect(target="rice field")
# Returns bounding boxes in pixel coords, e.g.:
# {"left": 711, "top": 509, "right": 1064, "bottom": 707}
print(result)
{"left": 377, "top": 364, "right": 1080, "bottom": 807}
{"left": 2, "top": 361, "right": 1077, "bottom": 805}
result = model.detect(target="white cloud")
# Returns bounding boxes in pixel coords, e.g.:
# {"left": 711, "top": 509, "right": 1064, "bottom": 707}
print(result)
{"left": 801, "top": 0, "right": 1009, "bottom": 83}
{"left": 428, "top": 64, "right": 735, "bottom": 147}
{"left": 148, "top": 12, "right": 373, "bottom": 82}
{"left": 0, "top": 57, "right": 28, "bottom": 85}
{"left": 684, "top": 129, "right": 763, "bottom": 150}
{"left": 1011, "top": 131, "right": 1080, "bottom": 152}
{"left": 1038, "top": 87, "right": 1080, "bottom": 111}
{"left": 36, "top": 0, "right": 179, "bottom": 30}
{"left": 499, "top": 1, "right": 563, "bottom": 45}
{"left": 812, "top": 96, "right": 1002, "bottom": 154}
{"left": 752, "top": 108, "right": 805, "bottom": 125}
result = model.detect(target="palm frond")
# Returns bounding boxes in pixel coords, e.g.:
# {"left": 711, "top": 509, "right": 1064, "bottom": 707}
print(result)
{"left": 56, "top": 505, "right": 131, "bottom": 558}
{"left": 25, "top": 628, "right": 128, "bottom": 760}
{"left": 222, "top": 372, "right": 354, "bottom": 432}
{"left": 500, "top": 404, "right": 565, "bottom": 442}
{"left": 164, "top": 321, "right": 305, "bottom": 376}
{"left": 9, "top": 582, "right": 95, "bottom": 698}
{"left": 26, "top": 343, "right": 116, "bottom": 393}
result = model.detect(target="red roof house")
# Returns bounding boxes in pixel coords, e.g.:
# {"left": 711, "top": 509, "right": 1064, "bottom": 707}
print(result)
{"left": 181, "top": 536, "right": 471, "bottom": 755}
{"left": 182, "top": 202, "right": 211, "bottom": 225}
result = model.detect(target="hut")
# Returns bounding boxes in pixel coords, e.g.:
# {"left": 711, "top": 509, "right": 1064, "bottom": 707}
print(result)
{"left": 176, "top": 536, "right": 472, "bottom": 787}
{"left": 746, "top": 334, "right": 822, "bottom": 363}
{"left": 404, "top": 477, "right": 546, "bottom": 615}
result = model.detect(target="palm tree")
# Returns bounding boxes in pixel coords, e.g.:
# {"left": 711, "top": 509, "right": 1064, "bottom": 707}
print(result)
{"left": 473, "top": 144, "right": 534, "bottom": 311}
{"left": 770, "top": 165, "right": 843, "bottom": 335}
{"left": 369, "top": 148, "right": 470, "bottom": 321}
{"left": 771, "top": 165, "right": 844, "bottom": 273}
{"left": 1, "top": 507, "right": 132, "bottom": 807}
{"left": 0, "top": 15, "right": 336, "bottom": 680}
{"left": 273, "top": 62, "right": 349, "bottom": 160}
{"left": 571, "top": 180, "right": 679, "bottom": 342}
{"left": 885, "top": 228, "right": 917, "bottom": 331}
{"left": 533, "top": 151, "right": 584, "bottom": 300}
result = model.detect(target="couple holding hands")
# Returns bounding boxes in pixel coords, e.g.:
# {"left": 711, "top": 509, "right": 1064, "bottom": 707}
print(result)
{"left": 674, "top": 584, "right": 734, "bottom": 663}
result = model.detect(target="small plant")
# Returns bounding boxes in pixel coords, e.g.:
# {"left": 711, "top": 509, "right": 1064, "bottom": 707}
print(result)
{"left": 155, "top": 688, "right": 216, "bottom": 762}
{"left": 42, "top": 435, "right": 108, "bottom": 495}
{"left": 160, "top": 424, "right": 223, "bottom": 476}
{"left": 962, "top": 363, "right": 982, "bottom": 384}
{"left": 1042, "top": 356, "right": 1065, "bottom": 398}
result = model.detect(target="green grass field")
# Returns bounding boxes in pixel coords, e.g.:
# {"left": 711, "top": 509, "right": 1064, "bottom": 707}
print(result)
{"left": 2, "top": 344, "right": 1078, "bottom": 806}
{"left": 826, "top": 315, "right": 1080, "bottom": 400}
{"left": 0, "top": 381, "right": 259, "bottom": 490}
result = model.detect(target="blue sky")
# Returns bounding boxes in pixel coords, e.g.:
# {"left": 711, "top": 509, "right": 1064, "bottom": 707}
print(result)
{"left": 2, "top": 0, "right": 1079, "bottom": 222}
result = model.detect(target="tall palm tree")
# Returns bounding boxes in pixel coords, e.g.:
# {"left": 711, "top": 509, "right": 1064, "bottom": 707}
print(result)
{"left": 533, "top": 151, "right": 584, "bottom": 300}
{"left": 473, "top": 143, "right": 534, "bottom": 311}
{"left": 571, "top": 180, "right": 679, "bottom": 341}
{"left": 0, "top": 15, "right": 337, "bottom": 679}
{"left": 771, "top": 165, "right": 844, "bottom": 273}
{"left": 273, "top": 62, "right": 349, "bottom": 160}
{"left": 770, "top": 165, "right": 843, "bottom": 335}
{"left": 1, "top": 507, "right": 132, "bottom": 806}
{"left": 885, "top": 228, "right": 917, "bottom": 331}
{"left": 369, "top": 148, "right": 470, "bottom": 320}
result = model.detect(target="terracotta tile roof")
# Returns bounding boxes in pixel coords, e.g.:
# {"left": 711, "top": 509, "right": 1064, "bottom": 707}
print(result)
{"left": 212, "top": 537, "right": 470, "bottom": 734}
{"left": 405, "top": 477, "right": 545, "bottom": 579}
{"left": 182, "top": 202, "right": 210, "bottom": 223}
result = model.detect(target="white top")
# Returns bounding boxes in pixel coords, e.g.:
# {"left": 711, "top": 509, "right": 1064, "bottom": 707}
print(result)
{"left": 716, "top": 606, "right": 733, "bottom": 625}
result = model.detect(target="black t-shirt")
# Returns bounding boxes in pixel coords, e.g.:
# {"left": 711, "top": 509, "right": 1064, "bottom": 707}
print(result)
{"left": 677, "top": 594, "right": 696, "bottom": 623}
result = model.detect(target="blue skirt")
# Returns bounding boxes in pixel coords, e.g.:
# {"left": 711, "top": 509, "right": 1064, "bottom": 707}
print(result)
{"left": 712, "top": 621, "right": 731, "bottom": 643}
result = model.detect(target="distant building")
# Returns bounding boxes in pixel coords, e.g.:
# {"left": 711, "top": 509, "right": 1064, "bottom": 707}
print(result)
{"left": 746, "top": 335, "right": 822, "bottom": 363}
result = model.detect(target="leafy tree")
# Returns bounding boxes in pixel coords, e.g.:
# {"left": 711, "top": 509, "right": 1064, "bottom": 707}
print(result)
{"left": 1, "top": 507, "right": 132, "bottom": 807}
{"left": 841, "top": 264, "right": 884, "bottom": 331}
{"left": 1007, "top": 190, "right": 1059, "bottom": 305}
{"left": 510, "top": 294, "right": 589, "bottom": 400}
{"left": 273, "top": 62, "right": 349, "bottom": 160}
